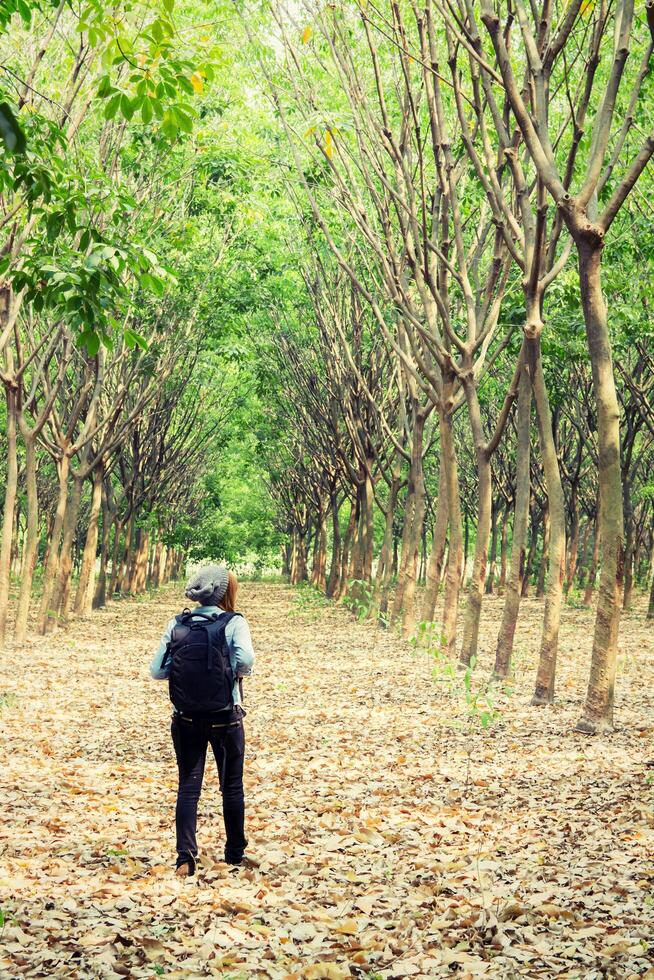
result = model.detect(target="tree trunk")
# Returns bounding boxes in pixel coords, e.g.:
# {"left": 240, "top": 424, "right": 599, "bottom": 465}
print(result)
{"left": 349, "top": 489, "right": 363, "bottom": 582}
{"left": 421, "top": 451, "right": 448, "bottom": 623}
{"left": 577, "top": 519, "right": 592, "bottom": 589}
{"left": 494, "top": 365, "right": 531, "bottom": 679}
{"left": 15, "top": 434, "right": 39, "bottom": 643}
{"left": 47, "top": 472, "right": 84, "bottom": 631}
{"left": 536, "top": 506, "right": 550, "bottom": 599}
{"left": 522, "top": 515, "right": 538, "bottom": 597}
{"left": 310, "top": 507, "right": 328, "bottom": 592}
{"left": 486, "top": 503, "right": 499, "bottom": 594}
{"left": 362, "top": 465, "right": 375, "bottom": 582}
{"left": 460, "top": 381, "right": 492, "bottom": 667}
{"left": 130, "top": 527, "right": 150, "bottom": 594}
{"left": 374, "top": 473, "right": 401, "bottom": 622}
{"left": 575, "top": 240, "right": 624, "bottom": 734}
{"left": 338, "top": 500, "right": 357, "bottom": 599}
{"left": 582, "top": 516, "right": 601, "bottom": 607}
{"left": 531, "top": 350, "right": 566, "bottom": 706}
{"left": 37, "top": 455, "right": 70, "bottom": 634}
{"left": 565, "top": 489, "right": 580, "bottom": 594}
{"left": 295, "top": 530, "right": 308, "bottom": 583}
{"left": 440, "top": 396, "right": 463, "bottom": 657}
{"left": 74, "top": 465, "right": 103, "bottom": 616}
{"left": 151, "top": 535, "right": 164, "bottom": 590}
{"left": 390, "top": 484, "right": 415, "bottom": 621}
{"left": 622, "top": 480, "right": 634, "bottom": 611}
{"left": 108, "top": 519, "right": 125, "bottom": 597}
{"left": 498, "top": 511, "right": 508, "bottom": 595}
{"left": 118, "top": 515, "right": 135, "bottom": 593}
{"left": 326, "top": 494, "right": 342, "bottom": 598}
{"left": 0, "top": 381, "right": 18, "bottom": 647}
{"left": 397, "top": 413, "right": 427, "bottom": 638}
{"left": 94, "top": 493, "right": 112, "bottom": 609}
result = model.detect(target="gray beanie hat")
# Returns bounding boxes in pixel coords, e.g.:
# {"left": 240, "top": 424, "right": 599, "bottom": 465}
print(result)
{"left": 185, "top": 564, "right": 229, "bottom": 605}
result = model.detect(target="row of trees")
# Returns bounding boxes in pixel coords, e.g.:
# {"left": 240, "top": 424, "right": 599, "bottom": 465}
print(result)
{"left": 251, "top": 0, "right": 654, "bottom": 733}
{"left": 0, "top": 0, "right": 650, "bottom": 742}
{"left": 0, "top": 0, "right": 248, "bottom": 645}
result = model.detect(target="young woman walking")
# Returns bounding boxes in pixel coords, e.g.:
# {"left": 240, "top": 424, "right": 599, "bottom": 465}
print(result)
{"left": 150, "top": 564, "right": 255, "bottom": 876}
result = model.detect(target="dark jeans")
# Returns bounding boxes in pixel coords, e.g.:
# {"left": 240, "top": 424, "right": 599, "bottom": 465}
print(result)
{"left": 170, "top": 711, "right": 247, "bottom": 865}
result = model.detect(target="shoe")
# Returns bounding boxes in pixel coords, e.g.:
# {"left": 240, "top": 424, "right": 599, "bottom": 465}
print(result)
{"left": 175, "top": 853, "right": 196, "bottom": 877}
{"left": 225, "top": 854, "right": 259, "bottom": 870}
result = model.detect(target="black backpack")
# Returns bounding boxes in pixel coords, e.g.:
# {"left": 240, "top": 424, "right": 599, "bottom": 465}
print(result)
{"left": 164, "top": 610, "right": 242, "bottom": 714}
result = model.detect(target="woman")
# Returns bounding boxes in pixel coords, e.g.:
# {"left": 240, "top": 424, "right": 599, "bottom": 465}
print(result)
{"left": 150, "top": 564, "right": 255, "bottom": 876}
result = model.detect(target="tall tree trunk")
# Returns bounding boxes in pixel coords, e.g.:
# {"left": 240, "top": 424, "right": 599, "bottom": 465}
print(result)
{"left": 565, "top": 489, "right": 580, "bottom": 594}
{"left": 494, "top": 365, "right": 531, "bottom": 678}
{"left": 281, "top": 541, "right": 292, "bottom": 581}
{"left": 486, "top": 503, "right": 499, "bottom": 594}
{"left": 362, "top": 465, "right": 375, "bottom": 581}
{"left": 118, "top": 515, "right": 135, "bottom": 593}
{"left": 349, "top": 489, "right": 363, "bottom": 582}
{"left": 460, "top": 382, "right": 492, "bottom": 667}
{"left": 583, "top": 512, "right": 600, "bottom": 608}
{"left": 150, "top": 534, "right": 164, "bottom": 590}
{"left": 521, "top": 515, "right": 539, "bottom": 598}
{"left": 536, "top": 506, "right": 551, "bottom": 599}
{"left": 397, "top": 414, "right": 427, "bottom": 638}
{"left": 440, "top": 396, "right": 463, "bottom": 657}
{"left": 390, "top": 484, "right": 415, "bottom": 621}
{"left": 577, "top": 519, "right": 592, "bottom": 589}
{"left": 622, "top": 479, "right": 634, "bottom": 611}
{"left": 326, "top": 494, "right": 342, "bottom": 598}
{"left": 338, "top": 500, "right": 357, "bottom": 599}
{"left": 47, "top": 472, "right": 84, "bottom": 632}
{"left": 0, "top": 380, "right": 18, "bottom": 647}
{"left": 130, "top": 527, "right": 150, "bottom": 594}
{"left": 295, "top": 530, "right": 308, "bottom": 583}
{"left": 575, "top": 240, "right": 624, "bottom": 734}
{"left": 531, "top": 351, "right": 566, "bottom": 706}
{"left": 108, "top": 518, "right": 125, "bottom": 597}
{"left": 310, "top": 506, "right": 328, "bottom": 591}
{"left": 374, "top": 473, "right": 401, "bottom": 621}
{"left": 37, "top": 455, "right": 70, "bottom": 634}
{"left": 498, "top": 510, "right": 508, "bottom": 595}
{"left": 15, "top": 435, "right": 39, "bottom": 643}
{"left": 75, "top": 464, "right": 103, "bottom": 616}
{"left": 94, "top": 493, "right": 113, "bottom": 609}
{"left": 421, "top": 451, "right": 448, "bottom": 623}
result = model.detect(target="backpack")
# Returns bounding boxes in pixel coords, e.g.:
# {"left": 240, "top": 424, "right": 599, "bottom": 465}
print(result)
{"left": 165, "top": 609, "right": 242, "bottom": 714}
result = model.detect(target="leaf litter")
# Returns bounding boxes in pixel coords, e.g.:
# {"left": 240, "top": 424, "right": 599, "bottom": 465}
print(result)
{"left": 0, "top": 584, "right": 652, "bottom": 978}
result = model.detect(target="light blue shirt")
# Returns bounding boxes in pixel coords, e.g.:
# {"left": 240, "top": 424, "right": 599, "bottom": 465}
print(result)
{"left": 150, "top": 605, "right": 255, "bottom": 706}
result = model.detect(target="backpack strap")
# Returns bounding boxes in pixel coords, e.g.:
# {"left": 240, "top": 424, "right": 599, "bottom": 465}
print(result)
{"left": 164, "top": 609, "right": 243, "bottom": 673}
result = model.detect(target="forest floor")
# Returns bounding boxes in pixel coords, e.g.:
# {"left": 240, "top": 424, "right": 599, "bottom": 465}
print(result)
{"left": 1, "top": 583, "right": 653, "bottom": 980}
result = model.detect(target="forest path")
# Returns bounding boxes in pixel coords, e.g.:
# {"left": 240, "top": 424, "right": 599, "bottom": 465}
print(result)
{"left": 1, "top": 583, "right": 653, "bottom": 979}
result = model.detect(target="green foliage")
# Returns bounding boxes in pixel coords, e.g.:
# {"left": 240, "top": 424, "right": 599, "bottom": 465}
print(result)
{"left": 411, "top": 624, "right": 503, "bottom": 731}
{"left": 290, "top": 582, "right": 330, "bottom": 622}
{"left": 343, "top": 579, "right": 377, "bottom": 623}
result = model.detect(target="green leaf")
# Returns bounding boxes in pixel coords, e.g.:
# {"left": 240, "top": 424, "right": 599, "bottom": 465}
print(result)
{"left": 79, "top": 330, "right": 100, "bottom": 356}
{"left": 120, "top": 94, "right": 135, "bottom": 121}
{"left": 0, "top": 103, "right": 26, "bottom": 154}
{"left": 104, "top": 93, "right": 122, "bottom": 120}
{"left": 16, "top": 0, "right": 32, "bottom": 24}
{"left": 141, "top": 98, "right": 154, "bottom": 124}
{"left": 124, "top": 327, "right": 148, "bottom": 350}
{"left": 140, "top": 272, "right": 165, "bottom": 296}
{"left": 97, "top": 74, "right": 114, "bottom": 98}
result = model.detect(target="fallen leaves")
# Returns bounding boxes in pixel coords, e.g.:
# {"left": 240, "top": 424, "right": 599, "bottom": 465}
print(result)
{"left": 0, "top": 585, "right": 653, "bottom": 978}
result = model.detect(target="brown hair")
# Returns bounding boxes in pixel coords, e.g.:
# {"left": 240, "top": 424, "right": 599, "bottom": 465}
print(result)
{"left": 219, "top": 571, "right": 239, "bottom": 612}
